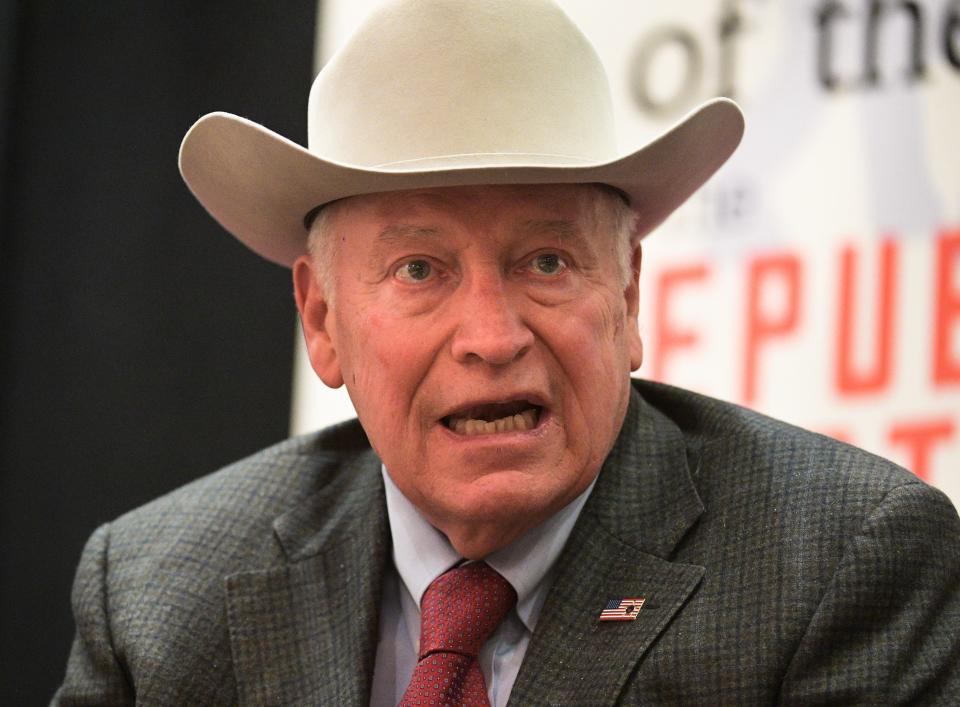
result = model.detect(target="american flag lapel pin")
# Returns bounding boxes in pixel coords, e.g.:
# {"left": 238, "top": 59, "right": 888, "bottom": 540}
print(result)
{"left": 599, "top": 597, "right": 645, "bottom": 622}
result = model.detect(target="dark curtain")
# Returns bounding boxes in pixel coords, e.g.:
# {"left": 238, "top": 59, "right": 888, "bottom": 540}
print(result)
{"left": 0, "top": 2, "right": 316, "bottom": 700}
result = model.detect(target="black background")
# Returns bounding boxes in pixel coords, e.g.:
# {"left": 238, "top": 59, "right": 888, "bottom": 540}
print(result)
{"left": 0, "top": 2, "right": 316, "bottom": 700}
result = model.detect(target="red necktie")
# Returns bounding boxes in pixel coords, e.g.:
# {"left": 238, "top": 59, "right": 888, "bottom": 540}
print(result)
{"left": 399, "top": 562, "right": 517, "bottom": 707}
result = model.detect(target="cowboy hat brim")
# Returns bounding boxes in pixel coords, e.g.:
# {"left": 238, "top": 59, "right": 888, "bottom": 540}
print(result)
{"left": 178, "top": 97, "right": 744, "bottom": 268}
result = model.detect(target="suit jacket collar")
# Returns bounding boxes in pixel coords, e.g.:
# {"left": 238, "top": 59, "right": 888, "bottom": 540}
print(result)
{"left": 509, "top": 382, "right": 706, "bottom": 706}
{"left": 225, "top": 444, "right": 389, "bottom": 706}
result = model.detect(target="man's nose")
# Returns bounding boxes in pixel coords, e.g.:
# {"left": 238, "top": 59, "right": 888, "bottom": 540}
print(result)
{"left": 450, "top": 277, "right": 534, "bottom": 365}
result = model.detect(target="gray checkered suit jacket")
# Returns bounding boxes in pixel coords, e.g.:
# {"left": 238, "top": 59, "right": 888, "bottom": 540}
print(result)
{"left": 53, "top": 381, "right": 960, "bottom": 705}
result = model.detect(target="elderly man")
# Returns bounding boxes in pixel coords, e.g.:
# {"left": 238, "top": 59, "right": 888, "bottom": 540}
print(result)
{"left": 55, "top": 0, "right": 960, "bottom": 705}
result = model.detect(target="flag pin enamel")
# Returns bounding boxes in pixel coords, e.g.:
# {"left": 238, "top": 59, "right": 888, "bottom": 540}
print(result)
{"left": 599, "top": 597, "right": 645, "bottom": 622}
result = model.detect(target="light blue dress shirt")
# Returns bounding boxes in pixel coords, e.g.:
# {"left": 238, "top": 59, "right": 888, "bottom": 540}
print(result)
{"left": 369, "top": 468, "right": 596, "bottom": 706}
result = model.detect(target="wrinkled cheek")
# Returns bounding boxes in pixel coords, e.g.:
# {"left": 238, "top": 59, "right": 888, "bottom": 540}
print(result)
{"left": 582, "top": 299, "right": 630, "bottom": 373}
{"left": 353, "top": 318, "right": 429, "bottom": 450}
{"left": 598, "top": 295, "right": 627, "bottom": 340}
{"left": 610, "top": 301, "right": 636, "bottom": 367}
{"left": 612, "top": 310, "right": 624, "bottom": 336}
{"left": 350, "top": 358, "right": 412, "bottom": 464}
{"left": 562, "top": 299, "right": 633, "bottom": 456}
{"left": 348, "top": 311, "right": 394, "bottom": 382}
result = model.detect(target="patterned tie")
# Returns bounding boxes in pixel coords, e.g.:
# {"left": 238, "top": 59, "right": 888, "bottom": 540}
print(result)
{"left": 399, "top": 562, "right": 517, "bottom": 706}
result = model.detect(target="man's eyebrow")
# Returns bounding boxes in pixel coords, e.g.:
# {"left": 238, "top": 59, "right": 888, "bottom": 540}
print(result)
{"left": 366, "top": 224, "right": 445, "bottom": 270}
{"left": 376, "top": 224, "right": 444, "bottom": 244}
{"left": 517, "top": 219, "right": 591, "bottom": 249}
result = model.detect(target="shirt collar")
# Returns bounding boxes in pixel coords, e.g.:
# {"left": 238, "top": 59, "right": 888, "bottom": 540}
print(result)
{"left": 382, "top": 467, "right": 596, "bottom": 632}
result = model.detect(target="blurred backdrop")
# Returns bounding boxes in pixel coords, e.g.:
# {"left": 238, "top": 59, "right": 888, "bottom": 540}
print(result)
{"left": 2, "top": 0, "right": 959, "bottom": 702}
{"left": 0, "top": 1, "right": 315, "bottom": 701}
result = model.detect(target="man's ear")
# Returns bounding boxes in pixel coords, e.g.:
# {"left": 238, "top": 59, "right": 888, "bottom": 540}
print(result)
{"left": 293, "top": 255, "right": 344, "bottom": 388}
{"left": 625, "top": 242, "right": 643, "bottom": 371}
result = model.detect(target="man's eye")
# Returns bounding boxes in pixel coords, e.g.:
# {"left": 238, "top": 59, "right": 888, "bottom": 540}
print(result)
{"left": 395, "top": 259, "right": 433, "bottom": 283}
{"left": 530, "top": 253, "right": 566, "bottom": 275}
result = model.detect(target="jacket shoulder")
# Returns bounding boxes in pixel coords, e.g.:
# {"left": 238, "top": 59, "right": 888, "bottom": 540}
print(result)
{"left": 634, "top": 378, "right": 918, "bottom": 497}
{"left": 60, "top": 419, "right": 377, "bottom": 703}
{"left": 106, "top": 418, "right": 373, "bottom": 564}
{"left": 632, "top": 378, "right": 950, "bottom": 570}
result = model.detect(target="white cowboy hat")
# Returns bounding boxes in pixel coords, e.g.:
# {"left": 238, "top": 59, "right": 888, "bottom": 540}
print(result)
{"left": 179, "top": 0, "right": 744, "bottom": 267}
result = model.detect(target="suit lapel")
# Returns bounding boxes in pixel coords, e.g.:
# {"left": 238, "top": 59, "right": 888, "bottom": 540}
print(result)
{"left": 510, "top": 385, "right": 706, "bottom": 706}
{"left": 225, "top": 447, "right": 389, "bottom": 706}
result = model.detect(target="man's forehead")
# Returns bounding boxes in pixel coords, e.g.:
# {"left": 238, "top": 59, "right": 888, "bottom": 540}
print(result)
{"left": 375, "top": 218, "right": 584, "bottom": 243}
{"left": 332, "top": 183, "right": 607, "bottom": 231}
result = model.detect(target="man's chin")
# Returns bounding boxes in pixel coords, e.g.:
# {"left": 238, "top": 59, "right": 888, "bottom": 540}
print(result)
{"left": 418, "top": 472, "right": 576, "bottom": 558}
{"left": 435, "top": 502, "right": 543, "bottom": 559}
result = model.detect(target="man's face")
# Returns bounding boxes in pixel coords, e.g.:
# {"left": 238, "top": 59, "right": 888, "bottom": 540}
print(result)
{"left": 294, "top": 184, "right": 643, "bottom": 557}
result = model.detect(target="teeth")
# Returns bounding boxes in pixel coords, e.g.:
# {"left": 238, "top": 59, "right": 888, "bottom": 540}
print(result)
{"left": 521, "top": 409, "right": 537, "bottom": 429}
{"left": 448, "top": 407, "right": 540, "bottom": 436}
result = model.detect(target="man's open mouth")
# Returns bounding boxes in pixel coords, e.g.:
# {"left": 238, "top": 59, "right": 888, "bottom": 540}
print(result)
{"left": 442, "top": 400, "right": 543, "bottom": 436}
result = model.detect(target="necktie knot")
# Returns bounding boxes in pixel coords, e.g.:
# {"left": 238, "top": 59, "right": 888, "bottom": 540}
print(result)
{"left": 400, "top": 562, "right": 516, "bottom": 706}
{"left": 418, "top": 562, "right": 517, "bottom": 659}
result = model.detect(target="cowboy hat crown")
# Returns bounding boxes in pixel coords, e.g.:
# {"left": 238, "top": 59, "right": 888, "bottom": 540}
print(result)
{"left": 308, "top": 0, "right": 617, "bottom": 169}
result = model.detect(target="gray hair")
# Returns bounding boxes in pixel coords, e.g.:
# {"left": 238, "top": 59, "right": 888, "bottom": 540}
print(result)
{"left": 306, "top": 185, "right": 639, "bottom": 300}
{"left": 592, "top": 185, "right": 640, "bottom": 287}
{"left": 305, "top": 199, "right": 346, "bottom": 303}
